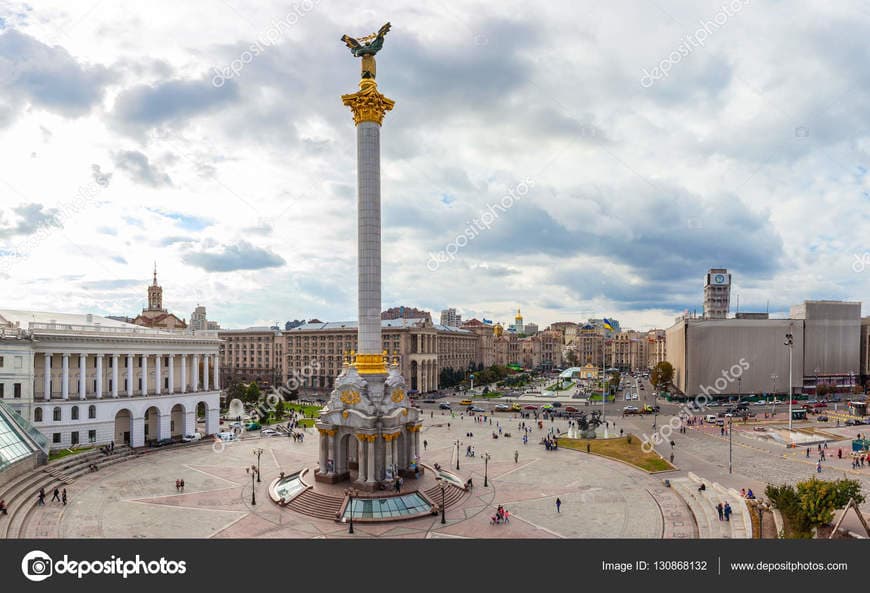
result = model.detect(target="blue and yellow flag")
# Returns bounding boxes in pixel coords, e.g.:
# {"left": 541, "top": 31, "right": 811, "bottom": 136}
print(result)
{"left": 602, "top": 318, "right": 614, "bottom": 331}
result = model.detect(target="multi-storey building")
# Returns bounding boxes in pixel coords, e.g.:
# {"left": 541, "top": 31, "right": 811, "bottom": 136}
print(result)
{"left": 280, "top": 318, "right": 477, "bottom": 394}
{"left": 190, "top": 305, "right": 221, "bottom": 331}
{"left": 460, "top": 319, "right": 495, "bottom": 368}
{"left": 0, "top": 310, "right": 220, "bottom": 450}
{"left": 440, "top": 308, "right": 462, "bottom": 328}
{"left": 610, "top": 330, "right": 648, "bottom": 372}
{"left": 861, "top": 318, "right": 870, "bottom": 385}
{"left": 218, "top": 326, "right": 283, "bottom": 387}
{"left": 549, "top": 322, "right": 579, "bottom": 345}
{"left": 647, "top": 329, "right": 667, "bottom": 369}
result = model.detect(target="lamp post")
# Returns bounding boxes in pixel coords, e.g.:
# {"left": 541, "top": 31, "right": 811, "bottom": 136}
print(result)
{"left": 438, "top": 479, "right": 446, "bottom": 524}
{"left": 756, "top": 500, "right": 768, "bottom": 539}
{"left": 252, "top": 447, "right": 264, "bottom": 483}
{"left": 345, "top": 487, "right": 358, "bottom": 534}
{"left": 246, "top": 464, "right": 258, "bottom": 505}
{"left": 484, "top": 452, "right": 491, "bottom": 487}
{"left": 737, "top": 376, "right": 742, "bottom": 403}
{"left": 455, "top": 439, "right": 460, "bottom": 471}
{"left": 728, "top": 416, "right": 733, "bottom": 474}
{"left": 785, "top": 332, "right": 794, "bottom": 432}
{"left": 770, "top": 374, "right": 778, "bottom": 416}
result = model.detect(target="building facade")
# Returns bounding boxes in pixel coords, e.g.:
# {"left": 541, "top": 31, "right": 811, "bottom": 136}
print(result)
{"left": 0, "top": 310, "right": 221, "bottom": 450}
{"left": 667, "top": 300, "right": 861, "bottom": 397}
{"left": 439, "top": 308, "right": 462, "bottom": 328}
{"left": 861, "top": 318, "right": 870, "bottom": 385}
{"left": 281, "top": 318, "right": 477, "bottom": 395}
{"left": 219, "top": 327, "right": 283, "bottom": 388}
{"left": 190, "top": 305, "right": 221, "bottom": 331}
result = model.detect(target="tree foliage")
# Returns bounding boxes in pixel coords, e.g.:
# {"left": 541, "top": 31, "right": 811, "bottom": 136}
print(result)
{"left": 650, "top": 361, "right": 674, "bottom": 391}
{"left": 766, "top": 478, "right": 865, "bottom": 537}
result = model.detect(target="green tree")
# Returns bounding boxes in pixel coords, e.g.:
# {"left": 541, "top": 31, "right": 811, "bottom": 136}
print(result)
{"left": 226, "top": 381, "right": 246, "bottom": 403}
{"left": 650, "top": 361, "right": 674, "bottom": 391}
{"left": 245, "top": 382, "right": 262, "bottom": 403}
{"left": 274, "top": 399, "right": 285, "bottom": 420}
{"left": 797, "top": 477, "right": 864, "bottom": 528}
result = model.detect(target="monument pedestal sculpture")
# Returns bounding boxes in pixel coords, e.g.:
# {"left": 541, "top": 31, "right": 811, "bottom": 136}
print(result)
{"left": 314, "top": 23, "right": 422, "bottom": 491}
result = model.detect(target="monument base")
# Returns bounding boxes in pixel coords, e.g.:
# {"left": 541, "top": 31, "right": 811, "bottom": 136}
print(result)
{"left": 314, "top": 470, "right": 350, "bottom": 484}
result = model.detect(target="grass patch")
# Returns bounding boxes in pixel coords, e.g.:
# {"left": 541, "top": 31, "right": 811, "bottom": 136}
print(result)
{"left": 49, "top": 446, "right": 94, "bottom": 462}
{"left": 557, "top": 435, "right": 673, "bottom": 472}
{"left": 475, "top": 392, "right": 503, "bottom": 399}
{"left": 546, "top": 381, "right": 574, "bottom": 391}
{"left": 297, "top": 418, "right": 316, "bottom": 428}
{"left": 286, "top": 403, "right": 323, "bottom": 418}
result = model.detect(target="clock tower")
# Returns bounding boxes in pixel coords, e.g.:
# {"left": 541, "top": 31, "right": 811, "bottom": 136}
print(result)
{"left": 703, "top": 268, "right": 731, "bottom": 319}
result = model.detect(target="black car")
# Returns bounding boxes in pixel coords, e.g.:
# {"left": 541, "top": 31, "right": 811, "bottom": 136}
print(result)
{"left": 152, "top": 438, "right": 174, "bottom": 448}
{"left": 422, "top": 398, "right": 436, "bottom": 403}
{"left": 439, "top": 403, "right": 452, "bottom": 410}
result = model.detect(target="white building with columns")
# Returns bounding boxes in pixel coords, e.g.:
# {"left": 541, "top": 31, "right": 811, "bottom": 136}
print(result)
{"left": 0, "top": 310, "right": 221, "bottom": 450}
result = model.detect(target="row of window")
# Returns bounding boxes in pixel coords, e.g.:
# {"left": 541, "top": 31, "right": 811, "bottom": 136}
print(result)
{"left": 45, "top": 356, "right": 207, "bottom": 369}
{"left": 0, "top": 383, "right": 23, "bottom": 398}
{"left": 34, "top": 405, "right": 97, "bottom": 422}
{"left": 51, "top": 430, "right": 97, "bottom": 445}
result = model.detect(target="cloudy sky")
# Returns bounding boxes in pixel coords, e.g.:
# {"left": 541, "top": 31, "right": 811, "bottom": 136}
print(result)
{"left": 0, "top": 0, "right": 868, "bottom": 330}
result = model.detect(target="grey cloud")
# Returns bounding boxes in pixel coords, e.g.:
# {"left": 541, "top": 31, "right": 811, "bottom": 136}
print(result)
{"left": 112, "top": 75, "right": 239, "bottom": 133}
{"left": 0, "top": 29, "right": 114, "bottom": 122}
{"left": 183, "top": 241, "right": 285, "bottom": 272}
{"left": 0, "top": 203, "right": 61, "bottom": 238}
{"left": 91, "top": 164, "right": 112, "bottom": 187}
{"left": 114, "top": 150, "right": 172, "bottom": 187}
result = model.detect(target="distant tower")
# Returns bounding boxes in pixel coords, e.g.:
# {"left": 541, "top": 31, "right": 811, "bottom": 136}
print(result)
{"left": 703, "top": 268, "right": 731, "bottom": 319}
{"left": 147, "top": 263, "right": 165, "bottom": 312}
{"left": 514, "top": 308, "right": 524, "bottom": 334}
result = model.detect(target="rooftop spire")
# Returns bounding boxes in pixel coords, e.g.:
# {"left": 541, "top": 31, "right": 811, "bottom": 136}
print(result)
{"left": 152, "top": 261, "right": 158, "bottom": 286}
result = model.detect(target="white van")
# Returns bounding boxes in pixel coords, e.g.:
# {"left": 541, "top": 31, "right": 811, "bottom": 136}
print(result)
{"left": 217, "top": 432, "right": 238, "bottom": 442}
{"left": 705, "top": 415, "right": 717, "bottom": 423}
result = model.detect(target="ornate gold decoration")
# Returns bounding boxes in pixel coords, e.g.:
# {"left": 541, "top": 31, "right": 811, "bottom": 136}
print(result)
{"left": 381, "top": 432, "right": 399, "bottom": 442}
{"left": 340, "top": 389, "right": 361, "bottom": 405}
{"left": 402, "top": 408, "right": 408, "bottom": 416}
{"left": 318, "top": 428, "right": 337, "bottom": 436}
{"left": 355, "top": 433, "right": 367, "bottom": 442}
{"left": 391, "top": 388, "right": 405, "bottom": 403}
{"left": 341, "top": 79, "right": 395, "bottom": 126}
{"left": 342, "top": 410, "right": 349, "bottom": 418}
{"left": 354, "top": 352, "right": 388, "bottom": 374}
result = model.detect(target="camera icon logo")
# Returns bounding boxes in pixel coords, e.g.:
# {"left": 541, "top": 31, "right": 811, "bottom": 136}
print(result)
{"left": 21, "top": 550, "right": 53, "bottom": 582}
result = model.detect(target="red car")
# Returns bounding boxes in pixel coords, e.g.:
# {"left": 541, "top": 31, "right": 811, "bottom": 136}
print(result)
{"left": 523, "top": 405, "right": 538, "bottom": 410}
{"left": 813, "top": 402, "right": 828, "bottom": 408}
{"left": 565, "top": 406, "right": 579, "bottom": 412}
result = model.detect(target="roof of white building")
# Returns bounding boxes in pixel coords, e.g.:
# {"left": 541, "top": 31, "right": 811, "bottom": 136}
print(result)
{"left": 0, "top": 309, "right": 136, "bottom": 330}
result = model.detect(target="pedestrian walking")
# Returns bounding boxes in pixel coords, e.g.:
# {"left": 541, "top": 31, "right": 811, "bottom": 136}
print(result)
{"left": 555, "top": 497, "right": 561, "bottom": 513}
{"left": 806, "top": 448, "right": 810, "bottom": 458}
{"left": 175, "top": 479, "right": 180, "bottom": 491}
{"left": 423, "top": 440, "right": 428, "bottom": 451}
{"left": 716, "top": 502, "right": 724, "bottom": 521}
{"left": 180, "top": 479, "right": 185, "bottom": 491}
{"left": 723, "top": 502, "right": 732, "bottom": 521}
{"left": 37, "top": 488, "right": 46, "bottom": 506}
{"left": 61, "top": 488, "right": 67, "bottom": 506}
{"left": 817, "top": 461, "right": 822, "bottom": 473}
{"left": 514, "top": 450, "right": 519, "bottom": 464}
{"left": 52, "top": 488, "right": 60, "bottom": 502}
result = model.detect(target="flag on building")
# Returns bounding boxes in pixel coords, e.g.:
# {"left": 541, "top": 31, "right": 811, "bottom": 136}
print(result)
{"left": 602, "top": 318, "right": 615, "bottom": 331}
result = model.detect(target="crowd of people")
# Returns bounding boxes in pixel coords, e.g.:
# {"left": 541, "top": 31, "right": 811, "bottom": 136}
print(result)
{"left": 490, "top": 504, "right": 510, "bottom": 525}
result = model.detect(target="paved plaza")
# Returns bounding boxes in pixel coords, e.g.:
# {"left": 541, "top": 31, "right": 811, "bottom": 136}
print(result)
{"left": 21, "top": 413, "right": 680, "bottom": 539}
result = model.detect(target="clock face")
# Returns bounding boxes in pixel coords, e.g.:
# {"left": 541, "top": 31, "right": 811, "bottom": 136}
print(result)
{"left": 713, "top": 274, "right": 727, "bottom": 285}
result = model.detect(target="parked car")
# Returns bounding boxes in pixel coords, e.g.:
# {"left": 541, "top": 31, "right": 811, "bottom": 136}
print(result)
{"left": 422, "top": 398, "right": 436, "bottom": 403}
{"left": 261, "top": 428, "right": 280, "bottom": 437}
{"left": 182, "top": 433, "right": 202, "bottom": 442}
{"left": 551, "top": 402, "right": 562, "bottom": 408}
{"left": 816, "top": 415, "right": 829, "bottom": 422}
{"left": 218, "top": 431, "right": 238, "bottom": 441}
{"left": 494, "top": 404, "right": 510, "bottom": 411}
{"left": 460, "top": 399, "right": 473, "bottom": 405}
{"left": 705, "top": 415, "right": 718, "bottom": 423}
{"left": 468, "top": 406, "right": 486, "bottom": 413}
{"left": 152, "top": 438, "right": 174, "bottom": 448}
{"left": 246, "top": 422, "right": 262, "bottom": 431}
{"left": 439, "top": 403, "right": 452, "bottom": 410}
{"left": 510, "top": 403, "right": 522, "bottom": 411}
{"left": 565, "top": 406, "right": 579, "bottom": 412}
{"left": 623, "top": 406, "right": 639, "bottom": 414}
{"left": 523, "top": 405, "right": 538, "bottom": 410}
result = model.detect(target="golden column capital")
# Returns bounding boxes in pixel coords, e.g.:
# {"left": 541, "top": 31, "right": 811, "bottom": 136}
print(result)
{"left": 341, "top": 78, "right": 395, "bottom": 126}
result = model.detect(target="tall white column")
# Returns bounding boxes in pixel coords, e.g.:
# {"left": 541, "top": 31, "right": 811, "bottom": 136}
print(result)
{"left": 385, "top": 434, "right": 393, "bottom": 475}
{"left": 126, "top": 354, "right": 134, "bottom": 396}
{"left": 168, "top": 354, "right": 175, "bottom": 395}
{"left": 181, "top": 354, "right": 188, "bottom": 393}
{"left": 43, "top": 353, "right": 51, "bottom": 400}
{"left": 60, "top": 353, "right": 67, "bottom": 399}
{"left": 203, "top": 354, "right": 210, "bottom": 391}
{"left": 79, "top": 353, "right": 87, "bottom": 400}
{"left": 155, "top": 354, "right": 162, "bottom": 395}
{"left": 213, "top": 355, "right": 220, "bottom": 390}
{"left": 327, "top": 431, "right": 335, "bottom": 474}
{"left": 111, "top": 354, "right": 119, "bottom": 398}
{"left": 356, "top": 120, "right": 383, "bottom": 356}
{"left": 95, "top": 354, "right": 103, "bottom": 399}
{"left": 193, "top": 354, "right": 200, "bottom": 392}
{"left": 141, "top": 354, "right": 148, "bottom": 396}
{"left": 319, "top": 433, "right": 329, "bottom": 474}
{"left": 366, "top": 437, "right": 376, "bottom": 484}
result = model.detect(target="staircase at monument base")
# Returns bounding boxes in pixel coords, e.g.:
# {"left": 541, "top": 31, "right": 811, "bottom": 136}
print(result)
{"left": 423, "top": 484, "right": 466, "bottom": 509}
{"left": 286, "top": 489, "right": 344, "bottom": 521}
